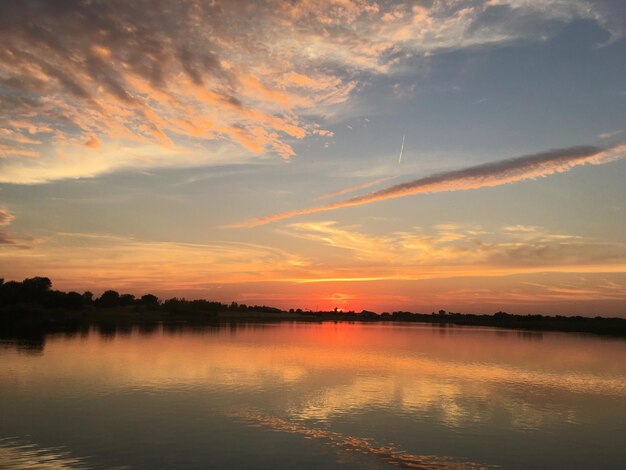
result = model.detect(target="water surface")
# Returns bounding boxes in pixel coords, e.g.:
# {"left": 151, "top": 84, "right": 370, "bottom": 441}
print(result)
{"left": 1, "top": 322, "right": 625, "bottom": 469}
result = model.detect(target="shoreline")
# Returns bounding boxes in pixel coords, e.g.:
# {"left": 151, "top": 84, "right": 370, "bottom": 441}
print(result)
{"left": 2, "top": 307, "right": 626, "bottom": 338}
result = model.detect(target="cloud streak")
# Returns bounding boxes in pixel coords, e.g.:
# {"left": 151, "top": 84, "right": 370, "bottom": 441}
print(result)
{"left": 234, "top": 144, "right": 626, "bottom": 227}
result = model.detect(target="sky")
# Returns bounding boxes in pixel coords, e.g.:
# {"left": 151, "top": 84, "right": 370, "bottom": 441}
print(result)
{"left": 1, "top": 0, "right": 625, "bottom": 315}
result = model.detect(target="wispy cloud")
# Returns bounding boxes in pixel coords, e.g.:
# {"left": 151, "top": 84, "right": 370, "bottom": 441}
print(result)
{"left": 0, "top": 231, "right": 309, "bottom": 292}
{"left": 234, "top": 144, "right": 626, "bottom": 227}
{"left": 0, "top": 207, "right": 17, "bottom": 245}
{"left": 0, "top": 0, "right": 618, "bottom": 183}
{"left": 283, "top": 221, "right": 626, "bottom": 271}
{"left": 598, "top": 130, "right": 624, "bottom": 140}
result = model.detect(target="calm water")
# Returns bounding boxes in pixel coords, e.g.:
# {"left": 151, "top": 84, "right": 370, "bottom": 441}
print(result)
{"left": 1, "top": 322, "right": 625, "bottom": 469}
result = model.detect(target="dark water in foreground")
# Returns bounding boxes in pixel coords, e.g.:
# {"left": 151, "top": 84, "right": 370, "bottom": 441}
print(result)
{"left": 1, "top": 322, "right": 625, "bottom": 469}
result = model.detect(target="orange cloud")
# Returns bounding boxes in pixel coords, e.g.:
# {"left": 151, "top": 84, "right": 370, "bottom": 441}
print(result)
{"left": 84, "top": 135, "right": 101, "bottom": 150}
{"left": 0, "top": 142, "right": 39, "bottom": 158}
{"left": 1, "top": 1, "right": 610, "bottom": 183}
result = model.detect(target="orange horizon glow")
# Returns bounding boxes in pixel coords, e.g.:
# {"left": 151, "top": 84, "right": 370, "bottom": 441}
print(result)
{"left": 2, "top": 222, "right": 626, "bottom": 315}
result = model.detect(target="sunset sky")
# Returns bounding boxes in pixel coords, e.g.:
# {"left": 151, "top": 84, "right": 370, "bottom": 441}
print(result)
{"left": 1, "top": 0, "right": 625, "bottom": 315}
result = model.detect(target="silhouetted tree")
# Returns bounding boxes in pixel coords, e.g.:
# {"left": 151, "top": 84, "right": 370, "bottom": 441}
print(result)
{"left": 359, "top": 310, "right": 377, "bottom": 319}
{"left": 0, "top": 277, "right": 52, "bottom": 306}
{"left": 61, "top": 291, "right": 85, "bottom": 310}
{"left": 22, "top": 277, "right": 52, "bottom": 304}
{"left": 140, "top": 294, "right": 159, "bottom": 310}
{"left": 0, "top": 280, "right": 21, "bottom": 305}
{"left": 97, "top": 290, "right": 120, "bottom": 308}
{"left": 22, "top": 276, "right": 52, "bottom": 292}
{"left": 119, "top": 294, "right": 136, "bottom": 307}
{"left": 163, "top": 297, "right": 225, "bottom": 316}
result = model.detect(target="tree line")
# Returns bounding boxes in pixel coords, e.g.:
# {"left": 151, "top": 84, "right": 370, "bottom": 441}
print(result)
{"left": 0, "top": 276, "right": 161, "bottom": 311}
{"left": 0, "top": 277, "right": 283, "bottom": 315}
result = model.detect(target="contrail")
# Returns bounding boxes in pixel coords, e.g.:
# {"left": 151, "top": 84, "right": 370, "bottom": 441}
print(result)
{"left": 230, "top": 144, "right": 625, "bottom": 228}
{"left": 316, "top": 137, "right": 405, "bottom": 200}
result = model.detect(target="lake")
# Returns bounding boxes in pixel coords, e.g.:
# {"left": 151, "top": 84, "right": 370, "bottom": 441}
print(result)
{"left": 1, "top": 322, "right": 625, "bottom": 469}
